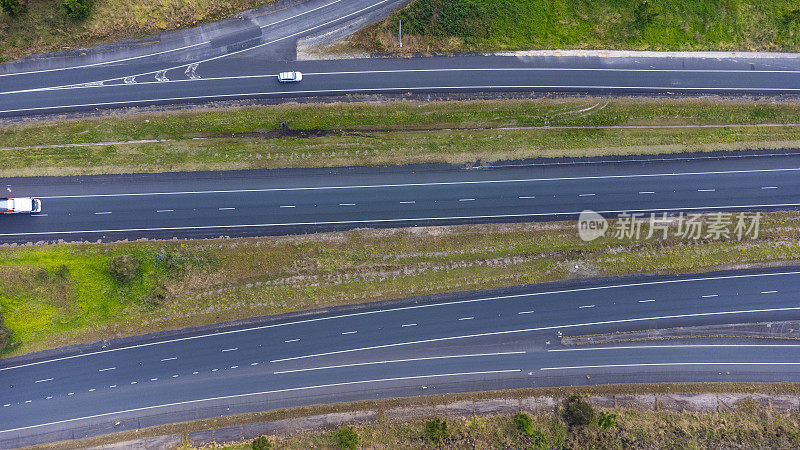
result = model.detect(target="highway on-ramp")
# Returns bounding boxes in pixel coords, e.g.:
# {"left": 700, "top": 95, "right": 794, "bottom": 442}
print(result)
{"left": 2, "top": 150, "right": 800, "bottom": 243}
{"left": 1, "top": 268, "right": 800, "bottom": 446}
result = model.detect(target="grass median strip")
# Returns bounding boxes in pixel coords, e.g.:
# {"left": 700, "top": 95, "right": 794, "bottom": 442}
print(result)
{"left": 5, "top": 97, "right": 800, "bottom": 176}
{"left": 2, "top": 211, "right": 800, "bottom": 357}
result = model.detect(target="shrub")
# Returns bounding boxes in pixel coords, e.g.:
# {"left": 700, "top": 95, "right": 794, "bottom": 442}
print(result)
{"left": 514, "top": 412, "right": 535, "bottom": 436}
{"left": 109, "top": 254, "right": 139, "bottom": 283}
{"left": 0, "top": 0, "right": 25, "bottom": 17}
{"left": 146, "top": 285, "right": 168, "bottom": 307}
{"left": 337, "top": 425, "right": 358, "bottom": 450}
{"left": 598, "top": 411, "right": 618, "bottom": 429}
{"left": 251, "top": 436, "right": 272, "bottom": 450}
{"left": 561, "top": 395, "right": 595, "bottom": 427}
{"left": 424, "top": 417, "right": 449, "bottom": 445}
{"left": 62, "top": 0, "right": 92, "bottom": 19}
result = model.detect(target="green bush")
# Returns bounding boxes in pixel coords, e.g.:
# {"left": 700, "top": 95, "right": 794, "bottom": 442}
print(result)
{"left": 251, "top": 436, "right": 272, "bottom": 450}
{"left": 146, "top": 285, "right": 168, "bottom": 307}
{"left": 337, "top": 425, "right": 359, "bottom": 450}
{"left": 109, "top": 254, "right": 139, "bottom": 283}
{"left": 513, "top": 412, "right": 535, "bottom": 435}
{"left": 0, "top": 0, "right": 25, "bottom": 17}
{"left": 424, "top": 417, "right": 449, "bottom": 445}
{"left": 62, "top": 0, "right": 92, "bottom": 19}
{"left": 598, "top": 411, "right": 618, "bottom": 429}
{"left": 561, "top": 395, "right": 595, "bottom": 427}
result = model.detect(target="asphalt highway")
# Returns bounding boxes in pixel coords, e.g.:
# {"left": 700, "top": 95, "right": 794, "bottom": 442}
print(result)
{"left": 2, "top": 150, "right": 800, "bottom": 243}
{"left": 2, "top": 268, "right": 800, "bottom": 446}
{"left": 4, "top": 0, "right": 800, "bottom": 115}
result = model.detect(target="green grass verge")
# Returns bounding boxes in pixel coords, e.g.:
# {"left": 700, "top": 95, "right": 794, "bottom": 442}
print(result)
{"left": 2, "top": 211, "right": 799, "bottom": 357}
{"left": 4, "top": 98, "right": 800, "bottom": 177}
{"left": 350, "top": 0, "right": 800, "bottom": 53}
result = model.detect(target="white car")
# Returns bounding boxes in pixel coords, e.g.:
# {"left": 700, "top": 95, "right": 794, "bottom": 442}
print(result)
{"left": 0, "top": 197, "right": 42, "bottom": 213}
{"left": 277, "top": 71, "right": 303, "bottom": 82}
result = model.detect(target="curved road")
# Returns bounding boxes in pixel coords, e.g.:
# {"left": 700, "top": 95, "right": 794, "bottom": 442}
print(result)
{"left": 2, "top": 268, "right": 800, "bottom": 446}
{"left": 2, "top": 150, "right": 800, "bottom": 243}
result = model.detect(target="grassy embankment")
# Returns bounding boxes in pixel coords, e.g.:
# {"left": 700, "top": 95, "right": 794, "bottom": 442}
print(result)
{"left": 5, "top": 98, "right": 800, "bottom": 177}
{"left": 348, "top": 0, "right": 800, "bottom": 54}
{"left": 0, "top": 0, "right": 274, "bottom": 62}
{"left": 2, "top": 212, "right": 800, "bottom": 357}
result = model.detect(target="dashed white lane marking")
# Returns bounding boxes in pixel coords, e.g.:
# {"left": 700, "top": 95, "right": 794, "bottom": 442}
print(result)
{"left": 45, "top": 396, "right": 52, "bottom": 400}
{"left": 109, "top": 385, "right": 117, "bottom": 388}
{"left": 230, "top": 365, "right": 239, "bottom": 369}
{"left": 762, "top": 290, "right": 778, "bottom": 294}
{"left": 518, "top": 196, "right": 536, "bottom": 199}
{"left": 638, "top": 299, "right": 656, "bottom": 303}
{"left": 279, "top": 205, "right": 296, "bottom": 208}
{"left": 34, "top": 378, "right": 53, "bottom": 383}
{"left": 341, "top": 331, "right": 358, "bottom": 335}
{"left": 578, "top": 193, "right": 596, "bottom": 197}
{"left": 88, "top": 389, "right": 95, "bottom": 392}
{"left": 459, "top": 198, "right": 476, "bottom": 202}
{"left": 218, "top": 207, "right": 235, "bottom": 211}
{"left": 401, "top": 323, "right": 417, "bottom": 327}
{"left": 172, "top": 375, "right": 179, "bottom": 378}
{"left": 517, "top": 310, "right": 535, "bottom": 315}
{"left": 160, "top": 357, "right": 177, "bottom": 361}
{"left": 250, "top": 362, "right": 259, "bottom": 366}
{"left": 156, "top": 209, "right": 174, "bottom": 213}
{"left": 273, "top": 351, "right": 526, "bottom": 374}
{"left": 339, "top": 203, "right": 356, "bottom": 206}
{"left": 579, "top": 305, "right": 596, "bottom": 309}
{"left": 131, "top": 382, "right": 137, "bottom": 385}
{"left": 67, "top": 393, "right": 74, "bottom": 396}
{"left": 211, "top": 369, "right": 218, "bottom": 372}
{"left": 25, "top": 400, "right": 31, "bottom": 403}
{"left": 702, "top": 294, "right": 719, "bottom": 298}
{"left": 284, "top": 339, "right": 300, "bottom": 343}
{"left": 31, "top": 213, "right": 47, "bottom": 217}
{"left": 458, "top": 317, "right": 474, "bottom": 321}
{"left": 94, "top": 211, "right": 112, "bottom": 215}
{"left": 221, "top": 347, "right": 238, "bottom": 352}
{"left": 638, "top": 191, "right": 655, "bottom": 194}
{"left": 399, "top": 201, "right": 416, "bottom": 204}
{"left": 697, "top": 189, "right": 716, "bottom": 192}
{"left": 3, "top": 404, "right": 10, "bottom": 407}
{"left": 98, "top": 367, "right": 115, "bottom": 372}
{"left": 150, "top": 378, "right": 158, "bottom": 381}
{"left": 761, "top": 186, "right": 779, "bottom": 189}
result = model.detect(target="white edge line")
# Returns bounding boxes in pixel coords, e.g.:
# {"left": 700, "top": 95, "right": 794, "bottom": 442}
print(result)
{"left": 549, "top": 344, "right": 800, "bottom": 352}
{"left": 541, "top": 362, "right": 800, "bottom": 370}
{"left": 0, "top": 370, "right": 521, "bottom": 434}
{"left": 3, "top": 270, "right": 799, "bottom": 372}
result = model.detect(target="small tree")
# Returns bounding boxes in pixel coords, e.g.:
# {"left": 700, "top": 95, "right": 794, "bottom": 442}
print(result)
{"left": 337, "top": 425, "right": 358, "bottom": 450}
{"left": 109, "top": 254, "right": 139, "bottom": 283}
{"left": 62, "top": 0, "right": 92, "bottom": 19}
{"left": 251, "top": 436, "right": 272, "bottom": 450}
{"left": 561, "top": 395, "right": 595, "bottom": 427}
{"left": 598, "top": 411, "right": 617, "bottom": 429}
{"left": 514, "top": 412, "right": 534, "bottom": 436}
{"left": 0, "top": 0, "right": 25, "bottom": 17}
{"left": 424, "top": 417, "right": 449, "bottom": 446}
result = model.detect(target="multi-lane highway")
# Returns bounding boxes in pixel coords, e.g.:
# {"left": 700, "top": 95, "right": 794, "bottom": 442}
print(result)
{"left": 2, "top": 150, "right": 800, "bottom": 243}
{"left": 4, "top": 0, "right": 800, "bottom": 116}
{"left": 1, "top": 268, "right": 800, "bottom": 446}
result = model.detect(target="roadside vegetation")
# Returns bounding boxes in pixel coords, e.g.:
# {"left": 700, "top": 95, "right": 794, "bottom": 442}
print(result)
{"left": 0, "top": 0, "right": 274, "bottom": 62}
{"left": 4, "top": 97, "right": 800, "bottom": 177}
{"left": 2, "top": 211, "right": 799, "bottom": 357}
{"left": 350, "top": 0, "right": 800, "bottom": 54}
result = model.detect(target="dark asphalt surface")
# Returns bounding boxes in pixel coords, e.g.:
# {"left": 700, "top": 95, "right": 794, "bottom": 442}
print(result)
{"left": 2, "top": 268, "right": 800, "bottom": 446}
{"left": 2, "top": 150, "right": 799, "bottom": 243}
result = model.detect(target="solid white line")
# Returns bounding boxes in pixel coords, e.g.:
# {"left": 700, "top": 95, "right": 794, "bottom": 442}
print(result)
{"left": 458, "top": 317, "right": 474, "bottom": 321}
{"left": 93, "top": 211, "right": 112, "bottom": 215}
{"left": 762, "top": 290, "right": 778, "bottom": 294}
{"left": 517, "top": 310, "right": 535, "bottom": 315}
{"left": 273, "top": 351, "right": 525, "bottom": 374}
{"left": 0, "top": 370, "right": 520, "bottom": 434}
{"left": 34, "top": 378, "right": 53, "bottom": 383}
{"left": 702, "top": 294, "right": 719, "bottom": 298}
{"left": 341, "top": 331, "right": 357, "bottom": 335}
{"left": 697, "top": 189, "right": 716, "bottom": 192}
{"left": 221, "top": 347, "right": 238, "bottom": 352}
{"left": 4, "top": 270, "right": 800, "bottom": 372}
{"left": 218, "top": 207, "right": 236, "bottom": 211}
{"left": 160, "top": 357, "right": 177, "bottom": 361}
{"left": 6, "top": 202, "right": 800, "bottom": 238}
{"left": 35, "top": 167, "right": 800, "bottom": 199}
{"left": 14, "top": 82, "right": 800, "bottom": 114}
{"left": 401, "top": 323, "right": 417, "bottom": 327}
{"left": 541, "top": 362, "right": 800, "bottom": 370}
{"left": 284, "top": 339, "right": 300, "bottom": 343}
{"left": 269, "top": 304, "right": 800, "bottom": 364}
{"left": 761, "top": 186, "right": 779, "bottom": 189}
{"left": 97, "top": 367, "right": 115, "bottom": 372}
{"left": 638, "top": 299, "right": 655, "bottom": 303}
{"left": 579, "top": 305, "right": 595, "bottom": 309}
{"left": 549, "top": 344, "right": 800, "bottom": 352}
